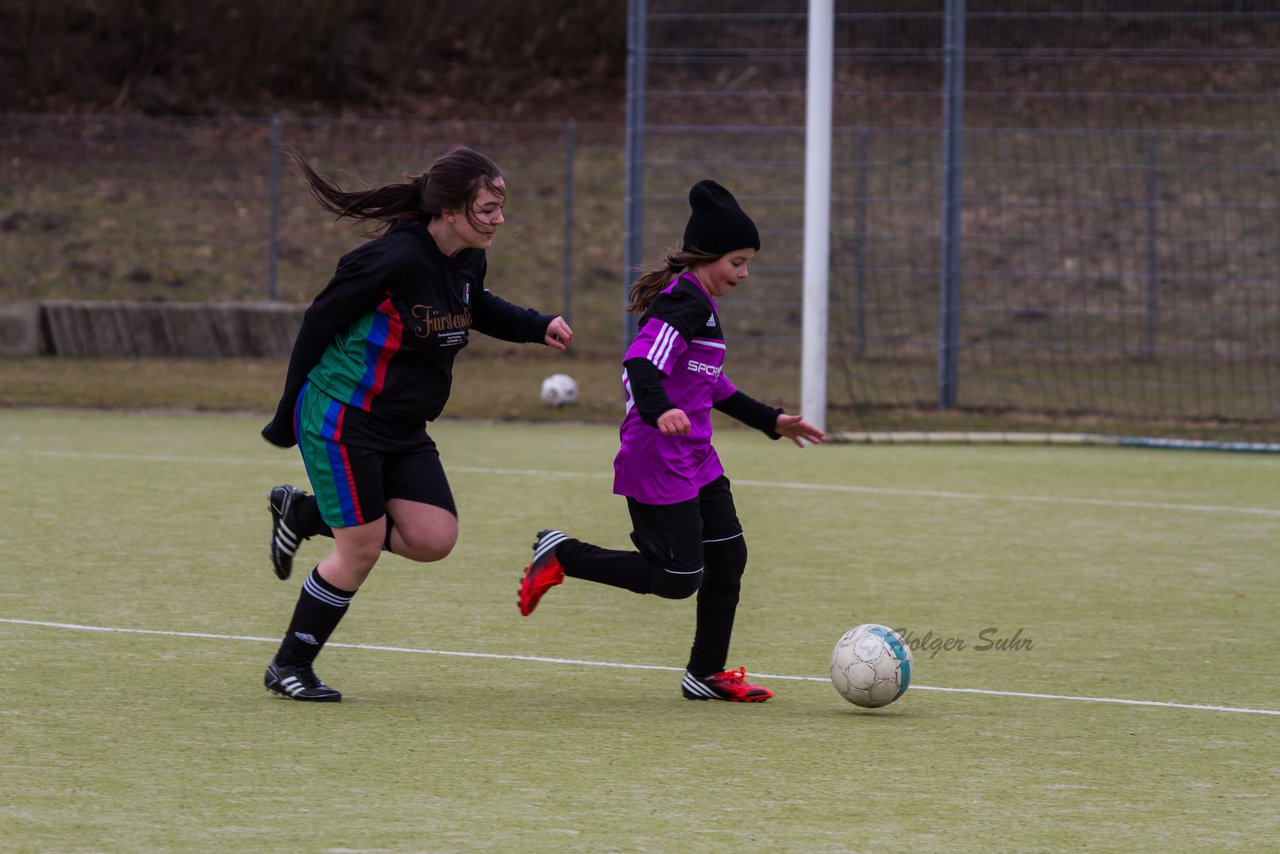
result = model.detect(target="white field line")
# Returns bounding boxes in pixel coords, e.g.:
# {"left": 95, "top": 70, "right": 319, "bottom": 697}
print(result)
{"left": 3, "top": 617, "right": 1278, "bottom": 717}
{"left": 15, "top": 449, "right": 1280, "bottom": 517}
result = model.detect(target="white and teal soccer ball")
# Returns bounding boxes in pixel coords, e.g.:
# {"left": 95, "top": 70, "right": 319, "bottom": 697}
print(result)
{"left": 830, "top": 623, "right": 913, "bottom": 708}
{"left": 540, "top": 373, "right": 578, "bottom": 407}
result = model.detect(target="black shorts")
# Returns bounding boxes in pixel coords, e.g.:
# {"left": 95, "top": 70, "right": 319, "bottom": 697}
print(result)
{"left": 625, "top": 475, "right": 742, "bottom": 572}
{"left": 295, "top": 381, "right": 457, "bottom": 528}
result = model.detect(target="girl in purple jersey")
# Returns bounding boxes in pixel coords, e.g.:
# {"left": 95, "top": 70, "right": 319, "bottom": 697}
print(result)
{"left": 518, "top": 180, "right": 825, "bottom": 702}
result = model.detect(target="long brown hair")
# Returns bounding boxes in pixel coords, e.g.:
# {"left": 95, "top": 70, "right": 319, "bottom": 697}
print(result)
{"left": 627, "top": 248, "right": 722, "bottom": 314}
{"left": 283, "top": 144, "right": 504, "bottom": 236}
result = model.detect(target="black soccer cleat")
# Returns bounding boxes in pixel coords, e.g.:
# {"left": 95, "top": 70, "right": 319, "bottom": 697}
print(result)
{"left": 268, "top": 484, "right": 307, "bottom": 580}
{"left": 264, "top": 660, "right": 342, "bottom": 702}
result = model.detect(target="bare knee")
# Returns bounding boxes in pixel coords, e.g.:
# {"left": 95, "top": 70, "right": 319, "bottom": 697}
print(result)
{"left": 322, "top": 524, "right": 386, "bottom": 589}
{"left": 391, "top": 512, "right": 458, "bottom": 563}
{"left": 384, "top": 501, "right": 459, "bottom": 563}
{"left": 395, "top": 528, "right": 457, "bottom": 563}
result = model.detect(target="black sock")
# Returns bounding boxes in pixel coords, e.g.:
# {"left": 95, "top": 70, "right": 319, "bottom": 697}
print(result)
{"left": 297, "top": 495, "right": 333, "bottom": 539}
{"left": 274, "top": 567, "right": 356, "bottom": 667}
{"left": 686, "top": 536, "right": 747, "bottom": 677}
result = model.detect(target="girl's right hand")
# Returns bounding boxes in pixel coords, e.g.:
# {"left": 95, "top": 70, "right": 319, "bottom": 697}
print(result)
{"left": 775, "top": 412, "right": 827, "bottom": 447}
{"left": 657, "top": 408, "right": 691, "bottom": 436}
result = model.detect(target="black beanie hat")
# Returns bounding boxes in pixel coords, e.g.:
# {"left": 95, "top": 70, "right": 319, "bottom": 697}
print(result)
{"left": 681, "top": 179, "right": 761, "bottom": 256}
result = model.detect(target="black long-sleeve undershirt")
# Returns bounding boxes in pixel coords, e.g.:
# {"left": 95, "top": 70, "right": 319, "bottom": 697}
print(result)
{"left": 624, "top": 356, "right": 782, "bottom": 439}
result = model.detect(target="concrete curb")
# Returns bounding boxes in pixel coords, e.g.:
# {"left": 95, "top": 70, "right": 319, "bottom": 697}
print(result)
{"left": 9, "top": 301, "right": 306, "bottom": 358}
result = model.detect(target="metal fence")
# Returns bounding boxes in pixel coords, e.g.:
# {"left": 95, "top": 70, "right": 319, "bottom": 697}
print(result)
{"left": 5, "top": 2, "right": 1280, "bottom": 440}
{"left": 0, "top": 114, "right": 621, "bottom": 328}
{"left": 628, "top": 0, "right": 1280, "bottom": 441}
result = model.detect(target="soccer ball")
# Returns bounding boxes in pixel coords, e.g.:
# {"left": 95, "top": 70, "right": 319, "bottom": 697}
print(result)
{"left": 540, "top": 373, "right": 578, "bottom": 407}
{"left": 830, "top": 623, "right": 913, "bottom": 708}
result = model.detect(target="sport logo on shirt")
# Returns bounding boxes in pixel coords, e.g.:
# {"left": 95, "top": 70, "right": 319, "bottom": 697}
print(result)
{"left": 705, "top": 314, "right": 717, "bottom": 327}
{"left": 687, "top": 360, "right": 722, "bottom": 378}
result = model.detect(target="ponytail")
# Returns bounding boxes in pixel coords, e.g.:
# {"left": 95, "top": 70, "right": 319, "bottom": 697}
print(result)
{"left": 283, "top": 144, "right": 504, "bottom": 236}
{"left": 627, "top": 248, "right": 722, "bottom": 314}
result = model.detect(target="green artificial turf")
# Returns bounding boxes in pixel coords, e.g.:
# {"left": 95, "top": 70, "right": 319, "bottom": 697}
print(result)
{"left": 2, "top": 409, "right": 1276, "bottom": 852}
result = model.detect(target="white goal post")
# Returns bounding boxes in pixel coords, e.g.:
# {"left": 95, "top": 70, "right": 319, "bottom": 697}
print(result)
{"left": 801, "top": 0, "right": 834, "bottom": 433}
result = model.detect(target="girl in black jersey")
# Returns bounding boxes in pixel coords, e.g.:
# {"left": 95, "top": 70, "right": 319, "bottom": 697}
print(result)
{"left": 261, "top": 145, "right": 572, "bottom": 701}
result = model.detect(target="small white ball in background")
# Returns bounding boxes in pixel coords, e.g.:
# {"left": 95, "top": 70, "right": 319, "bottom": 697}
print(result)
{"left": 540, "top": 373, "right": 578, "bottom": 407}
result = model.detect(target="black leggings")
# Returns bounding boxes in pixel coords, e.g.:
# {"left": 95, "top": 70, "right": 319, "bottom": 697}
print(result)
{"left": 554, "top": 475, "right": 749, "bottom": 676}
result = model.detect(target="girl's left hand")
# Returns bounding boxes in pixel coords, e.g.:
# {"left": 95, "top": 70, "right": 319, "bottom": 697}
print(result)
{"left": 545, "top": 316, "right": 573, "bottom": 351}
{"left": 776, "top": 413, "right": 827, "bottom": 447}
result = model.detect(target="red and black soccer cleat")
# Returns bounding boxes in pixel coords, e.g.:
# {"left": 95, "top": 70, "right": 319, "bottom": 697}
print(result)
{"left": 518, "top": 529, "right": 567, "bottom": 616}
{"left": 681, "top": 666, "right": 773, "bottom": 702}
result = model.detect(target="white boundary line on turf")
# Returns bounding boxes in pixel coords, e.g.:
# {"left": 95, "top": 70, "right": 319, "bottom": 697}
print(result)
{"left": 458, "top": 467, "right": 1280, "bottom": 517}
{"left": 19, "top": 449, "right": 1280, "bottom": 517}
{"left": 729, "top": 477, "right": 1280, "bottom": 518}
{"left": 4, "top": 617, "right": 1278, "bottom": 717}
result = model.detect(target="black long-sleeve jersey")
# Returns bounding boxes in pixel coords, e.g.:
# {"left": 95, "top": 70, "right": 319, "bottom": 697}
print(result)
{"left": 262, "top": 219, "right": 554, "bottom": 447}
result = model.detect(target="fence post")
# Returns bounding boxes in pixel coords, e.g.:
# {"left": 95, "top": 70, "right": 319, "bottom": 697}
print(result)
{"left": 937, "top": 0, "right": 966, "bottom": 409}
{"left": 854, "top": 126, "right": 870, "bottom": 356}
{"left": 562, "top": 120, "right": 576, "bottom": 326}
{"left": 268, "top": 114, "right": 282, "bottom": 302}
{"left": 1145, "top": 131, "right": 1159, "bottom": 358}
